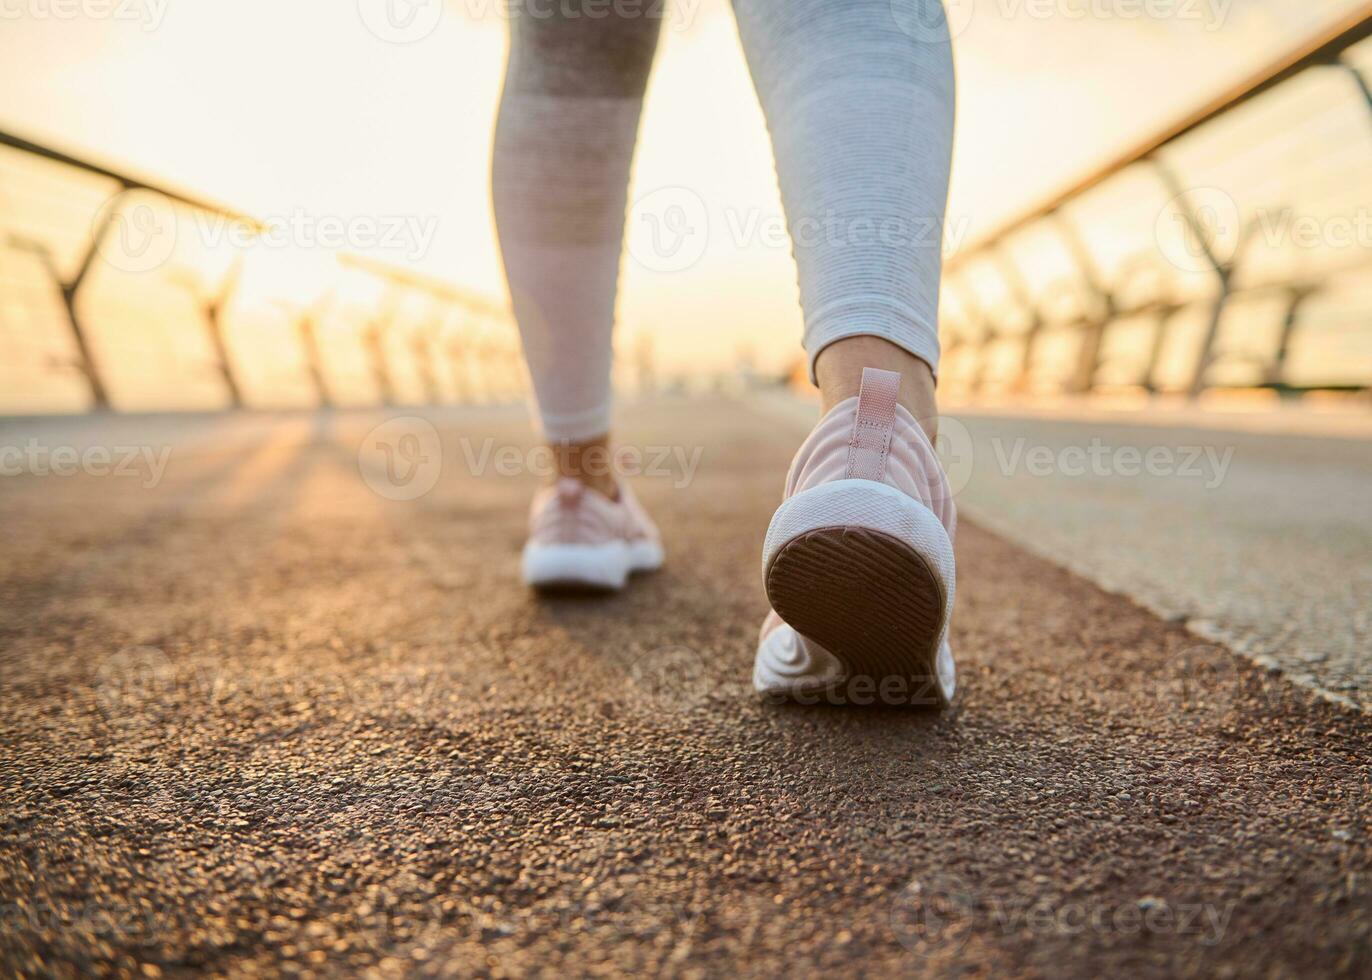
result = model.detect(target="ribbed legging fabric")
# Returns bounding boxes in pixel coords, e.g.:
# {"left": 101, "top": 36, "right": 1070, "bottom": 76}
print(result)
{"left": 493, "top": 0, "right": 955, "bottom": 441}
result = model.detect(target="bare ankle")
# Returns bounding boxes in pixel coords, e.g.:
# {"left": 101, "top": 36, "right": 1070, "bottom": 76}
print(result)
{"left": 548, "top": 435, "right": 620, "bottom": 500}
{"left": 814, "top": 336, "right": 939, "bottom": 442}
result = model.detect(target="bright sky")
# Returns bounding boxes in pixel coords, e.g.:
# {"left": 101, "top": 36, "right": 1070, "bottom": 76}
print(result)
{"left": 0, "top": 0, "right": 1363, "bottom": 377}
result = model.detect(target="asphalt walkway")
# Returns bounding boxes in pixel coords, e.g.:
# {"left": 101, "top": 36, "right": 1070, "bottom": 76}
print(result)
{"left": 2, "top": 398, "right": 1367, "bottom": 977}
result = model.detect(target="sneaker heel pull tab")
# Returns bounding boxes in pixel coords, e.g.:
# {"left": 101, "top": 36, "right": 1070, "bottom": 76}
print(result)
{"left": 845, "top": 367, "right": 901, "bottom": 482}
{"left": 556, "top": 478, "right": 583, "bottom": 506}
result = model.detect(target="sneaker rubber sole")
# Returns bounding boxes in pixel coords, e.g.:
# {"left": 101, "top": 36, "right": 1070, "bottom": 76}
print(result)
{"left": 761, "top": 479, "right": 955, "bottom": 707}
{"left": 522, "top": 540, "right": 663, "bottom": 593}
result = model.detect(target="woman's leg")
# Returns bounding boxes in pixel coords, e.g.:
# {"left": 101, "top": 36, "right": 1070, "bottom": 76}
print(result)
{"left": 492, "top": 2, "right": 661, "bottom": 497}
{"left": 495, "top": 4, "right": 666, "bottom": 591}
{"left": 732, "top": 0, "right": 954, "bottom": 440}
{"left": 738, "top": 0, "right": 960, "bottom": 705}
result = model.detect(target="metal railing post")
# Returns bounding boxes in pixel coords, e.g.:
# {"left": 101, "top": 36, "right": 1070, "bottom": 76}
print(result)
{"left": 9, "top": 187, "right": 143, "bottom": 410}
{"left": 296, "top": 295, "right": 334, "bottom": 408}
{"left": 3, "top": 128, "right": 514, "bottom": 415}
{"left": 1141, "top": 307, "right": 1178, "bottom": 393}
{"left": 948, "top": 275, "right": 992, "bottom": 393}
{"left": 993, "top": 249, "right": 1044, "bottom": 391}
{"left": 204, "top": 256, "right": 246, "bottom": 408}
{"left": 363, "top": 289, "right": 399, "bottom": 407}
{"left": 171, "top": 254, "right": 246, "bottom": 408}
{"left": 937, "top": 11, "right": 1372, "bottom": 401}
{"left": 1336, "top": 57, "right": 1372, "bottom": 119}
{"left": 1150, "top": 158, "right": 1233, "bottom": 399}
{"left": 5, "top": 231, "right": 110, "bottom": 408}
{"left": 1269, "top": 286, "right": 1314, "bottom": 388}
{"left": 445, "top": 328, "right": 470, "bottom": 404}
{"left": 412, "top": 307, "right": 445, "bottom": 405}
{"left": 1051, "top": 213, "right": 1117, "bottom": 394}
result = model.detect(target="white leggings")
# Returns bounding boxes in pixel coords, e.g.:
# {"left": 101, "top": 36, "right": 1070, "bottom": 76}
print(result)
{"left": 493, "top": 0, "right": 955, "bottom": 441}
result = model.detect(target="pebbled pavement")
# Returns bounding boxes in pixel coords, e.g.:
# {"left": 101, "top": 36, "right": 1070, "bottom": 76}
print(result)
{"left": 1, "top": 397, "right": 1368, "bottom": 977}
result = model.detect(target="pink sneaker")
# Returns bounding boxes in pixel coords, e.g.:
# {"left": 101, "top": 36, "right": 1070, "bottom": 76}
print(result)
{"left": 754, "top": 367, "right": 957, "bottom": 707}
{"left": 522, "top": 478, "right": 664, "bottom": 591}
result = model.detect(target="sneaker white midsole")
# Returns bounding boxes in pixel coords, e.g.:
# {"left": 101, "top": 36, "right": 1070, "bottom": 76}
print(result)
{"left": 760, "top": 479, "right": 956, "bottom": 701}
{"left": 522, "top": 539, "right": 663, "bottom": 588}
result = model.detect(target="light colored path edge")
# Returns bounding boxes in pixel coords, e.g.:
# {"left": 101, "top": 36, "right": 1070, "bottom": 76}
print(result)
{"left": 745, "top": 389, "right": 1368, "bottom": 715}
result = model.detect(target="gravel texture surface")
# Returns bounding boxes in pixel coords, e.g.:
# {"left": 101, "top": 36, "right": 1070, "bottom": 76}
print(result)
{"left": 2, "top": 398, "right": 1368, "bottom": 977}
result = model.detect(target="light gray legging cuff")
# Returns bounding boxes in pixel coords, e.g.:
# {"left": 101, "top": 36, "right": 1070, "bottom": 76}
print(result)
{"left": 493, "top": 0, "right": 954, "bottom": 441}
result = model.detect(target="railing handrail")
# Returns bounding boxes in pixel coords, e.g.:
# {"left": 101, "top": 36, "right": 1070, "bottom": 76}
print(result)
{"left": 339, "top": 253, "right": 505, "bottom": 319}
{"left": 0, "top": 125, "right": 515, "bottom": 411}
{"left": 0, "top": 125, "right": 507, "bottom": 316}
{"left": 0, "top": 127, "right": 262, "bottom": 226}
{"left": 950, "top": 4, "right": 1372, "bottom": 260}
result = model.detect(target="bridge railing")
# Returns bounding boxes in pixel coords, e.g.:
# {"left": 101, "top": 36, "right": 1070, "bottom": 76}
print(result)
{"left": 7, "top": 11, "right": 1370, "bottom": 414}
{"left": 938, "top": 7, "right": 1372, "bottom": 401}
{"left": 0, "top": 130, "right": 524, "bottom": 414}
